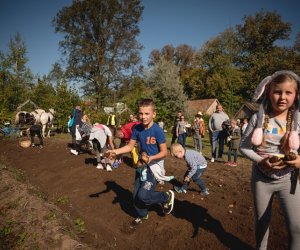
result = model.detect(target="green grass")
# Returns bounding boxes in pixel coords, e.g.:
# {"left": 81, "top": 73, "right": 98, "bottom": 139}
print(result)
{"left": 52, "top": 131, "right": 243, "bottom": 158}
{"left": 56, "top": 196, "right": 70, "bottom": 205}
{"left": 165, "top": 133, "right": 245, "bottom": 159}
{"left": 74, "top": 218, "right": 85, "bottom": 233}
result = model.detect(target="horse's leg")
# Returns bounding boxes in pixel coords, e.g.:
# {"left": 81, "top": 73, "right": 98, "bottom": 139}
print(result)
{"left": 42, "top": 124, "right": 46, "bottom": 138}
{"left": 47, "top": 124, "right": 51, "bottom": 137}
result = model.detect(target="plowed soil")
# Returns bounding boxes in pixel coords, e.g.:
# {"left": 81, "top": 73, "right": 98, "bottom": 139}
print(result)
{"left": 0, "top": 136, "right": 288, "bottom": 249}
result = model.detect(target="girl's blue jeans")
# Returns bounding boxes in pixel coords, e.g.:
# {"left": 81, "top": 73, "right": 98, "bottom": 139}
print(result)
{"left": 178, "top": 133, "right": 187, "bottom": 148}
{"left": 227, "top": 148, "right": 238, "bottom": 162}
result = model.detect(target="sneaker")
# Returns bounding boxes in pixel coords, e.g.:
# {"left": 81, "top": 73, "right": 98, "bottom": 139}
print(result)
{"left": 96, "top": 163, "right": 104, "bottom": 169}
{"left": 31, "top": 143, "right": 35, "bottom": 147}
{"left": 106, "top": 164, "right": 112, "bottom": 172}
{"left": 163, "top": 190, "right": 175, "bottom": 214}
{"left": 174, "top": 186, "right": 187, "bottom": 194}
{"left": 200, "top": 188, "right": 209, "bottom": 196}
{"left": 39, "top": 145, "right": 44, "bottom": 149}
{"left": 224, "top": 162, "right": 231, "bottom": 166}
{"left": 70, "top": 149, "right": 78, "bottom": 155}
{"left": 211, "top": 158, "right": 215, "bottom": 162}
{"left": 112, "top": 161, "right": 120, "bottom": 169}
{"left": 231, "top": 162, "right": 238, "bottom": 166}
{"left": 130, "top": 214, "right": 149, "bottom": 227}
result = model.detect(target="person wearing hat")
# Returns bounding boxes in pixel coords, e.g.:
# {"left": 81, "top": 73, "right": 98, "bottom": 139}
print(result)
{"left": 171, "top": 110, "right": 183, "bottom": 145}
{"left": 240, "top": 70, "right": 300, "bottom": 250}
{"left": 193, "top": 113, "right": 205, "bottom": 153}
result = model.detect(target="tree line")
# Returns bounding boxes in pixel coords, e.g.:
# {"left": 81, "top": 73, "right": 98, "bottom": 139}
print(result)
{"left": 1, "top": 0, "right": 299, "bottom": 129}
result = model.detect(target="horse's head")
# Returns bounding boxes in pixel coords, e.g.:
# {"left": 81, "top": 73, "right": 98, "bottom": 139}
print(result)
{"left": 49, "top": 108, "right": 55, "bottom": 115}
{"left": 29, "top": 114, "right": 36, "bottom": 125}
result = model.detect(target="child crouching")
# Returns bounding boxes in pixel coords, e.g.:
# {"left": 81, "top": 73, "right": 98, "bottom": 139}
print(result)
{"left": 171, "top": 143, "right": 209, "bottom": 196}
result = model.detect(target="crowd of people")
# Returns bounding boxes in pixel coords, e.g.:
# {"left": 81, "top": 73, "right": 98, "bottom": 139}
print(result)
{"left": 169, "top": 103, "right": 247, "bottom": 167}
{"left": 56, "top": 70, "right": 300, "bottom": 249}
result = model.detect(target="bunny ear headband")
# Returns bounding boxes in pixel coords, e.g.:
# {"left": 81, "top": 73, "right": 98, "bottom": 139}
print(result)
{"left": 251, "top": 70, "right": 300, "bottom": 150}
{"left": 252, "top": 70, "right": 300, "bottom": 102}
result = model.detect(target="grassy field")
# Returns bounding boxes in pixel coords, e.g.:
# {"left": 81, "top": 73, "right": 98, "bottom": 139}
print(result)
{"left": 55, "top": 131, "right": 243, "bottom": 159}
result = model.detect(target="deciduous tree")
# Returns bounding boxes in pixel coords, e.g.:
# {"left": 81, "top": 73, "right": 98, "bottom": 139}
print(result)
{"left": 53, "top": 0, "right": 143, "bottom": 109}
{"left": 145, "top": 58, "right": 187, "bottom": 124}
{"left": 0, "top": 33, "right": 33, "bottom": 120}
{"left": 236, "top": 11, "right": 292, "bottom": 97}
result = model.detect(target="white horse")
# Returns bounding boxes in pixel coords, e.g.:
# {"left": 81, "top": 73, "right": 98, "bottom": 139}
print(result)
{"left": 40, "top": 108, "right": 55, "bottom": 137}
{"left": 30, "top": 108, "right": 55, "bottom": 137}
{"left": 15, "top": 111, "right": 34, "bottom": 126}
{"left": 15, "top": 111, "right": 35, "bottom": 136}
{"left": 30, "top": 109, "right": 45, "bottom": 124}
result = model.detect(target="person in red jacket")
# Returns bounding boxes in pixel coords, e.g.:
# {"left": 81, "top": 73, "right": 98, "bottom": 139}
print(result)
{"left": 115, "top": 121, "right": 141, "bottom": 166}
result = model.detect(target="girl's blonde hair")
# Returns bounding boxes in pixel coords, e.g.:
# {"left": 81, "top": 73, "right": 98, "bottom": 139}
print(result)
{"left": 82, "top": 114, "right": 90, "bottom": 123}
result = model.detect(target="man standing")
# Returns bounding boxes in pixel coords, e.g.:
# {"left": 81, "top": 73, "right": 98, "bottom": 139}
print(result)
{"left": 208, "top": 104, "right": 229, "bottom": 162}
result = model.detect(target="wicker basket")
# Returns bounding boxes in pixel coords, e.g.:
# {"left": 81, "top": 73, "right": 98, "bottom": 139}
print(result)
{"left": 19, "top": 139, "right": 31, "bottom": 148}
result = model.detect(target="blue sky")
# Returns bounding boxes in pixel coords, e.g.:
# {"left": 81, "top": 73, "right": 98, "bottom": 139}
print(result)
{"left": 1, "top": 0, "right": 299, "bottom": 76}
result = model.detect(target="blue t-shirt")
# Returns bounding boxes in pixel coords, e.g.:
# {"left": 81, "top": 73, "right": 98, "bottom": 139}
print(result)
{"left": 131, "top": 123, "right": 166, "bottom": 156}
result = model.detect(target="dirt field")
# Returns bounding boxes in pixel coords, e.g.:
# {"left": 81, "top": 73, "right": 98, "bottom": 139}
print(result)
{"left": 0, "top": 136, "right": 288, "bottom": 249}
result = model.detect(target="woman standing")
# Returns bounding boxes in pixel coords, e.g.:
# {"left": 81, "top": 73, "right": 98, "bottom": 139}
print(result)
{"left": 193, "top": 113, "right": 205, "bottom": 153}
{"left": 177, "top": 115, "right": 188, "bottom": 148}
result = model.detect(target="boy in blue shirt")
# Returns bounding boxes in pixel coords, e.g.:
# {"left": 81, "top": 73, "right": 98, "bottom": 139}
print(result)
{"left": 109, "top": 99, "right": 174, "bottom": 226}
{"left": 171, "top": 143, "right": 209, "bottom": 196}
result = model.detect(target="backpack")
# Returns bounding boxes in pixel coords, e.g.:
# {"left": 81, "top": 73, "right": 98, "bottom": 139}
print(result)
{"left": 68, "top": 109, "right": 75, "bottom": 128}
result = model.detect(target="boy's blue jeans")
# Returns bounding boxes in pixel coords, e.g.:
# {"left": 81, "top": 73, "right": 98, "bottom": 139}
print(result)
{"left": 133, "top": 168, "right": 169, "bottom": 218}
{"left": 182, "top": 168, "right": 206, "bottom": 191}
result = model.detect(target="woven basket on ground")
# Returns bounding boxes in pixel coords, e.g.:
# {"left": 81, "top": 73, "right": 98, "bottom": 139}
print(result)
{"left": 19, "top": 139, "right": 31, "bottom": 148}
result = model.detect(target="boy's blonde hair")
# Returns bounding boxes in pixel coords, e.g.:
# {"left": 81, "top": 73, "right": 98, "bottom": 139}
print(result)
{"left": 138, "top": 98, "right": 156, "bottom": 111}
{"left": 170, "top": 143, "right": 184, "bottom": 157}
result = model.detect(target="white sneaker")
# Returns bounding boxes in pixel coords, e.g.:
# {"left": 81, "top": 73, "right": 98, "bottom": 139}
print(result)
{"left": 163, "top": 190, "right": 175, "bottom": 214}
{"left": 96, "top": 163, "right": 104, "bottom": 169}
{"left": 70, "top": 149, "right": 78, "bottom": 155}
{"left": 211, "top": 158, "right": 215, "bottom": 162}
{"left": 106, "top": 165, "right": 112, "bottom": 172}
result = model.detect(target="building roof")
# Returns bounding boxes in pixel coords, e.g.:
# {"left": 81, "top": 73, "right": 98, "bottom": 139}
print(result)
{"left": 17, "top": 99, "right": 38, "bottom": 112}
{"left": 187, "top": 99, "right": 219, "bottom": 116}
{"left": 234, "top": 102, "right": 260, "bottom": 119}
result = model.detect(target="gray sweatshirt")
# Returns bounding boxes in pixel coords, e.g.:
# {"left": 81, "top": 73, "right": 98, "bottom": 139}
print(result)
{"left": 184, "top": 150, "right": 207, "bottom": 178}
{"left": 239, "top": 112, "right": 300, "bottom": 179}
{"left": 208, "top": 111, "right": 229, "bottom": 132}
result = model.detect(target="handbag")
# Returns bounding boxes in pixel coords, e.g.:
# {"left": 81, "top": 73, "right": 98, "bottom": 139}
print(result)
{"left": 75, "top": 128, "right": 82, "bottom": 141}
{"left": 68, "top": 109, "right": 75, "bottom": 128}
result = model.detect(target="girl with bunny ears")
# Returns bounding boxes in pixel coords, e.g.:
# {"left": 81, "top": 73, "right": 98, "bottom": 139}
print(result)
{"left": 240, "top": 70, "right": 300, "bottom": 250}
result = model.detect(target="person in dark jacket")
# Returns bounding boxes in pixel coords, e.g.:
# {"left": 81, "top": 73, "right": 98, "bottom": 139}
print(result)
{"left": 224, "top": 119, "right": 241, "bottom": 166}
{"left": 69, "top": 105, "right": 83, "bottom": 151}
{"left": 27, "top": 124, "right": 44, "bottom": 148}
